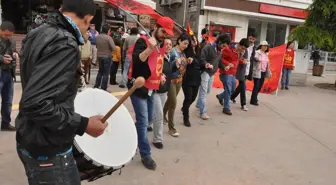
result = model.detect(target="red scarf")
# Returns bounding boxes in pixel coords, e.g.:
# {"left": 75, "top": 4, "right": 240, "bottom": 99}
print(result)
{"left": 283, "top": 49, "right": 295, "bottom": 69}
{"left": 127, "top": 36, "right": 165, "bottom": 90}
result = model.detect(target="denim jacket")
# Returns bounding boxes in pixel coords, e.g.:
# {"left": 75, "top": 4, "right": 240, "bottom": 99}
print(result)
{"left": 169, "top": 47, "right": 187, "bottom": 79}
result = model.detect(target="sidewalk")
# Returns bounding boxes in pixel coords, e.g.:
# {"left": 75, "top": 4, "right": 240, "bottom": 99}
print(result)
{"left": 2, "top": 73, "right": 336, "bottom": 185}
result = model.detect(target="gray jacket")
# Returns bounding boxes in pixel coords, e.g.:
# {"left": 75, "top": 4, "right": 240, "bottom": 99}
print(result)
{"left": 200, "top": 43, "right": 222, "bottom": 76}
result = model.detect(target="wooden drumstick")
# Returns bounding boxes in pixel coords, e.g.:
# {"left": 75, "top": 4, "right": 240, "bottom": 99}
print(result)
{"left": 101, "top": 77, "right": 145, "bottom": 123}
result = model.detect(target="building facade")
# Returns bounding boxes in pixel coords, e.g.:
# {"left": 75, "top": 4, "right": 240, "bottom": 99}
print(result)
{"left": 199, "top": 0, "right": 312, "bottom": 47}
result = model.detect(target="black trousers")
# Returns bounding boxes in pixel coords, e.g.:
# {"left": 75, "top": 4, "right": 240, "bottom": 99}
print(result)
{"left": 110, "top": 61, "right": 120, "bottom": 84}
{"left": 182, "top": 85, "right": 199, "bottom": 121}
{"left": 231, "top": 79, "right": 246, "bottom": 107}
{"left": 251, "top": 72, "right": 266, "bottom": 104}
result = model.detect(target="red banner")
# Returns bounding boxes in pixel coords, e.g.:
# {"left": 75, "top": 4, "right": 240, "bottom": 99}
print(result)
{"left": 213, "top": 44, "right": 287, "bottom": 94}
{"left": 105, "top": 0, "right": 161, "bottom": 19}
{"left": 128, "top": 36, "right": 165, "bottom": 90}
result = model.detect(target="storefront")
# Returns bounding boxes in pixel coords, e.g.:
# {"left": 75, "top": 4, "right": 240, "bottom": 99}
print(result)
{"left": 1, "top": 0, "right": 62, "bottom": 34}
{"left": 199, "top": 0, "right": 310, "bottom": 47}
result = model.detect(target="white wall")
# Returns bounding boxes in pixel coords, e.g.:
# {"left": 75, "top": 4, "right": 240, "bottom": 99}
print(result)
{"left": 246, "top": 0, "right": 312, "bottom": 9}
{"left": 198, "top": 11, "right": 248, "bottom": 42}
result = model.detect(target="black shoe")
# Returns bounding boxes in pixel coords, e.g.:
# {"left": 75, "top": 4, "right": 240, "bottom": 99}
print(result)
{"left": 281, "top": 87, "right": 284, "bottom": 90}
{"left": 285, "top": 87, "right": 289, "bottom": 90}
{"left": 147, "top": 127, "right": 153, "bottom": 132}
{"left": 222, "top": 109, "right": 232, "bottom": 116}
{"left": 119, "top": 84, "right": 126, "bottom": 88}
{"left": 153, "top": 142, "right": 164, "bottom": 149}
{"left": 141, "top": 157, "right": 157, "bottom": 170}
{"left": 1, "top": 124, "right": 16, "bottom": 131}
{"left": 184, "top": 120, "right": 191, "bottom": 127}
{"left": 250, "top": 102, "right": 259, "bottom": 106}
{"left": 216, "top": 94, "right": 223, "bottom": 106}
{"left": 110, "top": 81, "right": 119, "bottom": 85}
{"left": 231, "top": 98, "right": 236, "bottom": 104}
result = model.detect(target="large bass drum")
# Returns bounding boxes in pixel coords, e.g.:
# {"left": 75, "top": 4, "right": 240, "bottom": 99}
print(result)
{"left": 73, "top": 88, "right": 137, "bottom": 182}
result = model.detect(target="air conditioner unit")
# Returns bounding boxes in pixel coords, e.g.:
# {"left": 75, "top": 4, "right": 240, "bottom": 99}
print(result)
{"left": 160, "top": 0, "right": 183, "bottom": 6}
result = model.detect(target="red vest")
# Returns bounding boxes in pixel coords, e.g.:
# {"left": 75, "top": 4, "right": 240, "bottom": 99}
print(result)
{"left": 283, "top": 49, "right": 295, "bottom": 69}
{"left": 127, "top": 36, "right": 165, "bottom": 90}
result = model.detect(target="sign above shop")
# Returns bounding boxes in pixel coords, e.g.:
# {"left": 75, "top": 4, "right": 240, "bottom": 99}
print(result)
{"left": 259, "top": 4, "right": 308, "bottom": 19}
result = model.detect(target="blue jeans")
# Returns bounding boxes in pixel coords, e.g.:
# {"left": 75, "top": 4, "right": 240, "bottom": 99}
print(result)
{"left": 94, "top": 56, "right": 112, "bottom": 90}
{"left": 196, "top": 72, "right": 214, "bottom": 115}
{"left": 0, "top": 71, "right": 14, "bottom": 125}
{"left": 218, "top": 74, "right": 236, "bottom": 110}
{"left": 281, "top": 68, "right": 291, "bottom": 88}
{"left": 130, "top": 95, "right": 154, "bottom": 159}
{"left": 17, "top": 147, "right": 81, "bottom": 185}
{"left": 120, "top": 56, "right": 130, "bottom": 86}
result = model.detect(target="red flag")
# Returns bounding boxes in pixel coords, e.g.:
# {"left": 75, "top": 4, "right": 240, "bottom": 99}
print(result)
{"left": 186, "top": 21, "right": 194, "bottom": 36}
{"left": 213, "top": 44, "right": 287, "bottom": 94}
{"left": 105, "top": 0, "right": 161, "bottom": 19}
{"left": 127, "top": 36, "right": 166, "bottom": 90}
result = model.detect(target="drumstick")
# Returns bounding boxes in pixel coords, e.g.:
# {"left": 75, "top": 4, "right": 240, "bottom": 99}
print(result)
{"left": 101, "top": 77, "right": 145, "bottom": 123}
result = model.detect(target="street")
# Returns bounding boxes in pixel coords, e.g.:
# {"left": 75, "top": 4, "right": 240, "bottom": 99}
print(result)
{"left": 1, "top": 72, "right": 336, "bottom": 185}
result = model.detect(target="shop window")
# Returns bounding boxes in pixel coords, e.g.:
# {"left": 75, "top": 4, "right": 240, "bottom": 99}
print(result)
{"left": 266, "top": 22, "right": 286, "bottom": 47}
{"left": 248, "top": 20, "right": 262, "bottom": 46}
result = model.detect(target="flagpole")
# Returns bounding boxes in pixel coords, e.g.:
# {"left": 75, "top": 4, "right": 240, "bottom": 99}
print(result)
{"left": 118, "top": 7, "right": 160, "bottom": 53}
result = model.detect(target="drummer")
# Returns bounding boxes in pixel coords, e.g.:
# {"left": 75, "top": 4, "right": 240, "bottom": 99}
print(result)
{"left": 128, "top": 17, "right": 175, "bottom": 170}
{"left": 15, "top": 0, "right": 108, "bottom": 184}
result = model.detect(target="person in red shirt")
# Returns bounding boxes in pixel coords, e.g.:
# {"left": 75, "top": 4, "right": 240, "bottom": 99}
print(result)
{"left": 216, "top": 38, "right": 249, "bottom": 115}
{"left": 281, "top": 41, "right": 295, "bottom": 90}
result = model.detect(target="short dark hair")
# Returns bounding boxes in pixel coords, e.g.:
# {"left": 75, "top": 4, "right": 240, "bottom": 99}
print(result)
{"left": 286, "top": 41, "right": 294, "bottom": 49}
{"left": 247, "top": 28, "right": 257, "bottom": 38}
{"left": 101, "top": 24, "right": 110, "bottom": 34}
{"left": 217, "top": 34, "right": 231, "bottom": 45}
{"left": 239, "top": 38, "right": 249, "bottom": 48}
{"left": 176, "top": 33, "right": 189, "bottom": 46}
{"left": 0, "top": 21, "right": 14, "bottom": 32}
{"left": 114, "top": 38, "right": 121, "bottom": 47}
{"left": 130, "top": 27, "right": 139, "bottom": 35}
{"left": 205, "top": 24, "right": 209, "bottom": 27}
{"left": 62, "top": 0, "right": 96, "bottom": 19}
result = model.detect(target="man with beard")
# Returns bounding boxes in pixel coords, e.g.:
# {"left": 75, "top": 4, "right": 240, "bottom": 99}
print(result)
{"left": 128, "top": 16, "right": 174, "bottom": 170}
{"left": 16, "top": 0, "right": 108, "bottom": 184}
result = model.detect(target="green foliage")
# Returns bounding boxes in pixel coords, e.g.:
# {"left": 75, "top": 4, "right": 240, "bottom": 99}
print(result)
{"left": 289, "top": 0, "right": 336, "bottom": 51}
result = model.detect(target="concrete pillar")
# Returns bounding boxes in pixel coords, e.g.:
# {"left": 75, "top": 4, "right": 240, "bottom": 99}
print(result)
{"left": 260, "top": 21, "right": 268, "bottom": 42}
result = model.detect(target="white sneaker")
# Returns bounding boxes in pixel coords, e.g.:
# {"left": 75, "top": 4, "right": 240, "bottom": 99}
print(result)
{"left": 169, "top": 130, "right": 180, "bottom": 137}
{"left": 242, "top": 105, "right": 248, "bottom": 111}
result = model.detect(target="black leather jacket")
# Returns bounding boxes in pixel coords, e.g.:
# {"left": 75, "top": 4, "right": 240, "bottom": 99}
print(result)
{"left": 15, "top": 11, "right": 88, "bottom": 158}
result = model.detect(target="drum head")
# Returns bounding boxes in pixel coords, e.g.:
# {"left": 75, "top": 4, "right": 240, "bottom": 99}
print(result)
{"left": 74, "top": 88, "right": 137, "bottom": 168}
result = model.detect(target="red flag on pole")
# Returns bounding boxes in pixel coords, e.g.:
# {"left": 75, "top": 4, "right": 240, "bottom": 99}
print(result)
{"left": 105, "top": 0, "right": 161, "bottom": 19}
{"left": 186, "top": 21, "right": 194, "bottom": 36}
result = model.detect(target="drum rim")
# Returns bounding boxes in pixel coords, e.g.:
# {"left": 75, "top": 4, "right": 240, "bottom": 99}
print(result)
{"left": 74, "top": 140, "right": 137, "bottom": 170}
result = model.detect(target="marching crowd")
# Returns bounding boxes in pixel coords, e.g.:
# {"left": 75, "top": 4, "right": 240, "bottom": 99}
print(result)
{"left": 77, "top": 17, "right": 296, "bottom": 170}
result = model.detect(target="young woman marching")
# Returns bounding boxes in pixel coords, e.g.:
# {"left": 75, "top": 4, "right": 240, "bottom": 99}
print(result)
{"left": 181, "top": 35, "right": 208, "bottom": 127}
{"left": 148, "top": 38, "right": 173, "bottom": 149}
{"left": 250, "top": 41, "right": 272, "bottom": 106}
{"left": 281, "top": 41, "right": 295, "bottom": 90}
{"left": 163, "top": 34, "right": 190, "bottom": 137}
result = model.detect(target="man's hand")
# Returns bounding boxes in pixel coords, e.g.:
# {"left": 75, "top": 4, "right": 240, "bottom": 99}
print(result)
{"left": 3, "top": 55, "right": 12, "bottom": 64}
{"left": 148, "top": 37, "right": 157, "bottom": 50}
{"left": 187, "top": 57, "right": 193, "bottom": 64}
{"left": 243, "top": 59, "right": 248, "bottom": 64}
{"left": 228, "top": 63, "right": 234, "bottom": 67}
{"left": 206, "top": 63, "right": 213, "bottom": 69}
{"left": 13, "top": 52, "right": 19, "bottom": 60}
{"left": 176, "top": 58, "right": 182, "bottom": 67}
{"left": 160, "top": 74, "right": 166, "bottom": 85}
{"left": 225, "top": 66, "right": 230, "bottom": 71}
{"left": 86, "top": 115, "right": 108, "bottom": 138}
